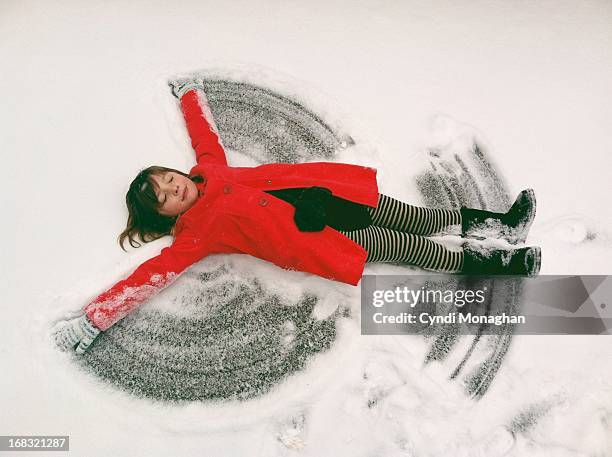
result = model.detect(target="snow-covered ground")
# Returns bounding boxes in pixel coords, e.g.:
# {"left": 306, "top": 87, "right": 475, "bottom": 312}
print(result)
{"left": 2, "top": 1, "right": 611, "bottom": 456}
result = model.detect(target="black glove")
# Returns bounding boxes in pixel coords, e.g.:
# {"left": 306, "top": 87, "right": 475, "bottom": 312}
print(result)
{"left": 293, "top": 187, "right": 332, "bottom": 232}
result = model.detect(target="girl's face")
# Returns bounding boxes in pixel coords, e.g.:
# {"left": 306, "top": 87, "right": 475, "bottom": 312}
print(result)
{"left": 151, "top": 172, "right": 199, "bottom": 217}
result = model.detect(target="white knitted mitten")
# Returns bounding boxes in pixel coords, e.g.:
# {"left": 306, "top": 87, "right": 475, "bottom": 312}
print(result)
{"left": 54, "top": 314, "right": 101, "bottom": 355}
{"left": 168, "top": 78, "right": 205, "bottom": 99}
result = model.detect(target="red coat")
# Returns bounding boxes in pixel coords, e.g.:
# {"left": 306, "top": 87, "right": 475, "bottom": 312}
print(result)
{"left": 85, "top": 89, "right": 380, "bottom": 330}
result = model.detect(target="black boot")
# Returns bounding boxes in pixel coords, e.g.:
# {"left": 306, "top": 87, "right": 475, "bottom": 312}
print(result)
{"left": 461, "top": 244, "right": 541, "bottom": 276}
{"left": 460, "top": 189, "right": 536, "bottom": 244}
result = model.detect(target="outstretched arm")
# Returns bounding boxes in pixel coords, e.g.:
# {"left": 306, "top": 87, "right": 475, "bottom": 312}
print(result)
{"left": 54, "top": 231, "right": 210, "bottom": 353}
{"left": 82, "top": 231, "right": 210, "bottom": 331}
{"left": 179, "top": 87, "right": 228, "bottom": 166}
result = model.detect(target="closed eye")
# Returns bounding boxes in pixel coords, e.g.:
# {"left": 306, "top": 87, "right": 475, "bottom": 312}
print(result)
{"left": 162, "top": 175, "right": 174, "bottom": 206}
{"left": 166, "top": 177, "right": 174, "bottom": 201}
{"left": 159, "top": 174, "right": 173, "bottom": 205}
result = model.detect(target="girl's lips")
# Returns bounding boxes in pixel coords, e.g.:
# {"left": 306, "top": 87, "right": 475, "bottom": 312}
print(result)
{"left": 182, "top": 186, "right": 188, "bottom": 201}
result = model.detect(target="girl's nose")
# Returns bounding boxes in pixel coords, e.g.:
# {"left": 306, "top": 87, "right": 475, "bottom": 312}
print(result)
{"left": 164, "top": 183, "right": 178, "bottom": 194}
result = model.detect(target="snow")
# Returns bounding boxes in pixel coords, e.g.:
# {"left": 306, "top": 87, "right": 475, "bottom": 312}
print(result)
{"left": 2, "top": 1, "right": 612, "bottom": 456}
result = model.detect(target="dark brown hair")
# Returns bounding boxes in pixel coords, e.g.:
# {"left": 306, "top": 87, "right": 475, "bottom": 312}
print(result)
{"left": 118, "top": 165, "right": 204, "bottom": 251}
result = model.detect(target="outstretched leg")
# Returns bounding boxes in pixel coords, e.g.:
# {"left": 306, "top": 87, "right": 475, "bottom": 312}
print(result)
{"left": 339, "top": 226, "right": 463, "bottom": 272}
{"left": 367, "top": 193, "right": 461, "bottom": 236}
{"left": 339, "top": 225, "right": 541, "bottom": 276}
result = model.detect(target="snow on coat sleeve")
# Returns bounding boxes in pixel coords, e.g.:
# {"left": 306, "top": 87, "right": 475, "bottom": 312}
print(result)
{"left": 83, "top": 231, "right": 209, "bottom": 331}
{"left": 180, "top": 88, "right": 228, "bottom": 166}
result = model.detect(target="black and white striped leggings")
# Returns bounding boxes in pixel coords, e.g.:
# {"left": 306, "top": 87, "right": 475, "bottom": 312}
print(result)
{"left": 338, "top": 194, "right": 464, "bottom": 272}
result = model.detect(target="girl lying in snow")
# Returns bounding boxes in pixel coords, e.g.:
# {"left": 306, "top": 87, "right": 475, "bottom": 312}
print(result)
{"left": 54, "top": 79, "right": 540, "bottom": 354}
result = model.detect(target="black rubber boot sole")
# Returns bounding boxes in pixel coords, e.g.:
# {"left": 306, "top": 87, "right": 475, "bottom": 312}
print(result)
{"left": 504, "top": 188, "right": 537, "bottom": 244}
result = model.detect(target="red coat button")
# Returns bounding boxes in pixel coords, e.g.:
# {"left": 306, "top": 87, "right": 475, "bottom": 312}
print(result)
{"left": 259, "top": 197, "right": 268, "bottom": 206}
{"left": 223, "top": 184, "right": 232, "bottom": 194}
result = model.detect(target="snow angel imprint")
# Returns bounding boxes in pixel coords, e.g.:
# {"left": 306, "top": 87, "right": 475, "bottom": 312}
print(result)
{"left": 54, "top": 79, "right": 541, "bottom": 354}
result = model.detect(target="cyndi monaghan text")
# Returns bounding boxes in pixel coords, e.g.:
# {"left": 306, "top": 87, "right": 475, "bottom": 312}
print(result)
{"left": 373, "top": 312, "right": 526, "bottom": 326}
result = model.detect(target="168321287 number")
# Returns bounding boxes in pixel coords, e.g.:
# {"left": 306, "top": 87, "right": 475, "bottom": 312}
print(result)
{"left": 0, "top": 436, "right": 69, "bottom": 451}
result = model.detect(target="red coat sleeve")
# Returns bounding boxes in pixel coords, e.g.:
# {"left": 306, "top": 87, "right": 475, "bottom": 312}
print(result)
{"left": 180, "top": 89, "right": 228, "bottom": 166}
{"left": 84, "top": 231, "right": 210, "bottom": 331}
